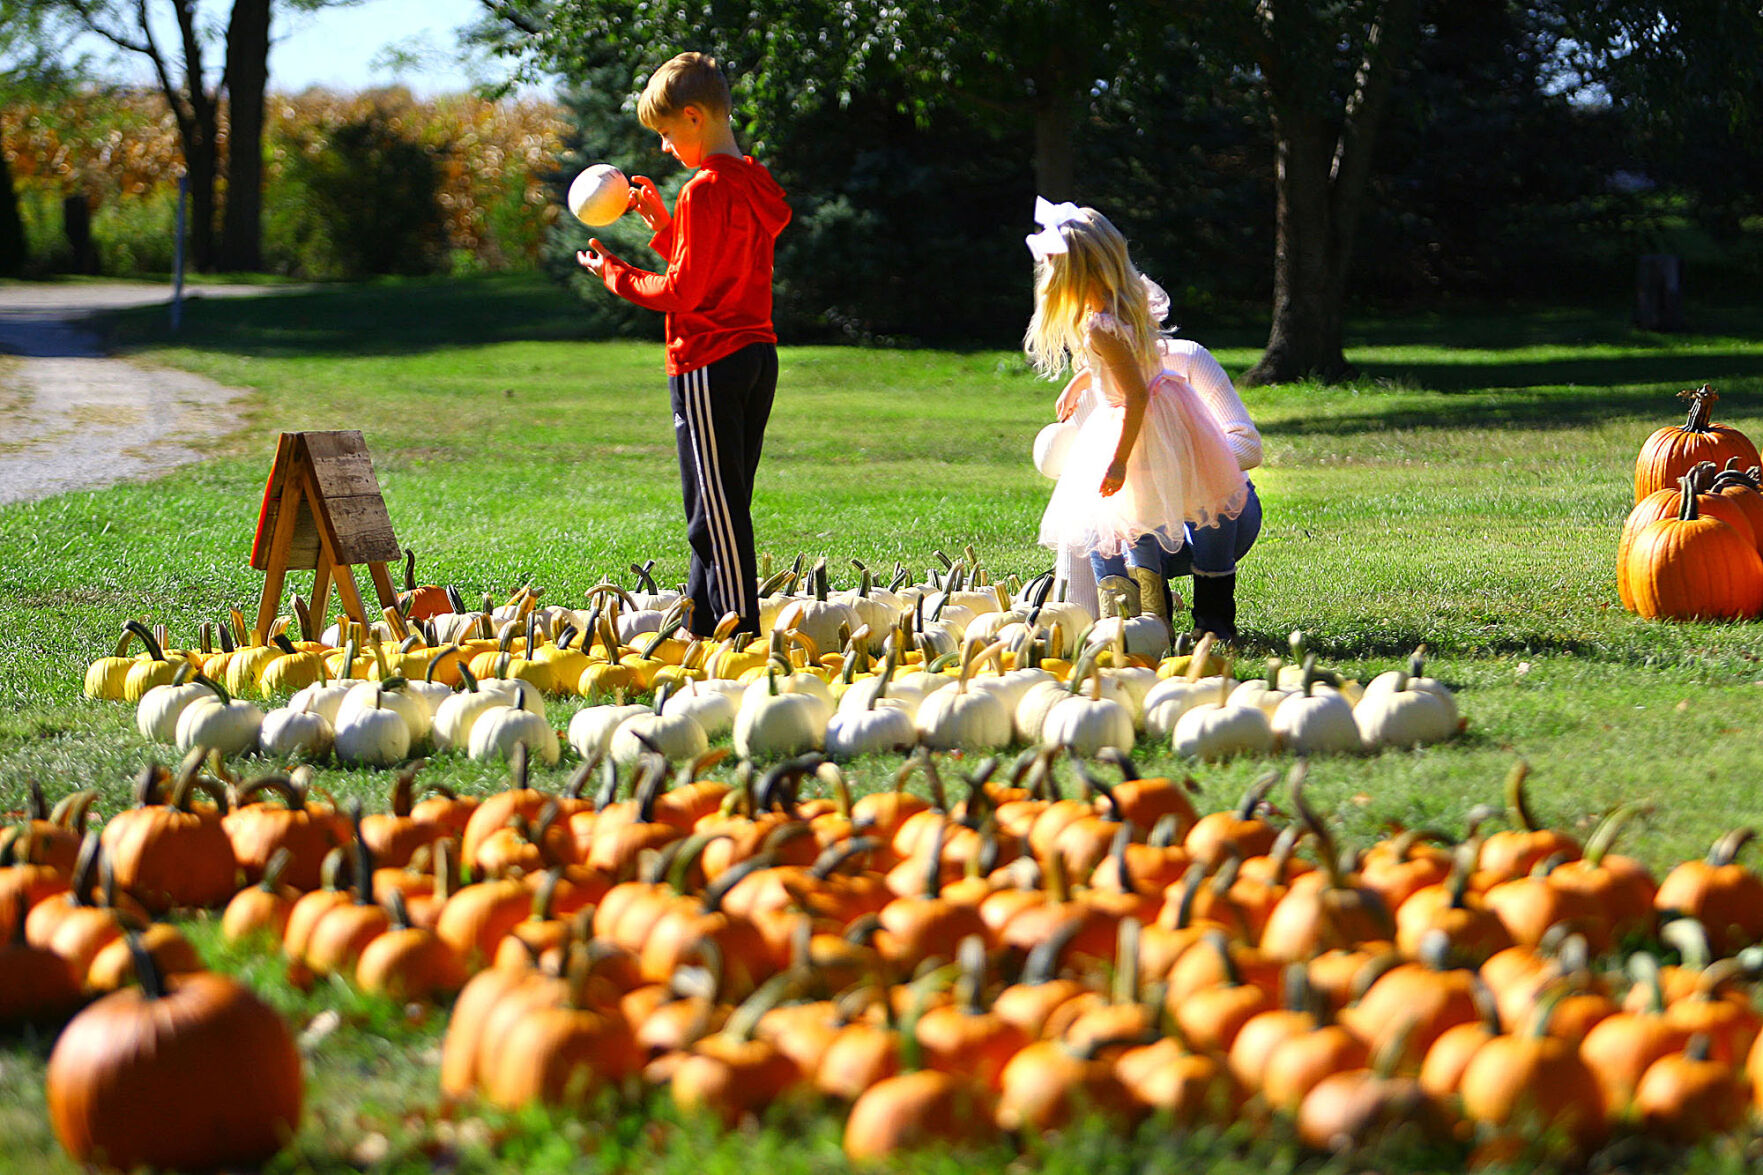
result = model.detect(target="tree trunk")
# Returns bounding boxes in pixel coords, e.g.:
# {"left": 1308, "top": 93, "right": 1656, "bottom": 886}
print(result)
{"left": 219, "top": 0, "right": 272, "bottom": 271}
{"left": 0, "top": 143, "right": 26, "bottom": 277}
{"left": 185, "top": 135, "right": 219, "bottom": 271}
{"left": 1243, "top": 107, "right": 1351, "bottom": 386}
{"left": 1242, "top": 0, "right": 1415, "bottom": 387}
{"left": 1032, "top": 88, "right": 1078, "bottom": 202}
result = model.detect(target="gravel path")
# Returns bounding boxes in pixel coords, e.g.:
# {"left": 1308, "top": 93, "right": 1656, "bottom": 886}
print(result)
{"left": 0, "top": 282, "right": 299, "bottom": 505}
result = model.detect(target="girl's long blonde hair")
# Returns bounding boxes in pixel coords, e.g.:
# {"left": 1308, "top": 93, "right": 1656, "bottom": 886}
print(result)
{"left": 1023, "top": 207, "right": 1159, "bottom": 379}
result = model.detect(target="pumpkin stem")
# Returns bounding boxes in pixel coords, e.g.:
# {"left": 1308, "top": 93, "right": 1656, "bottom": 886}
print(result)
{"left": 1503, "top": 759, "right": 1539, "bottom": 833}
{"left": 1679, "top": 384, "right": 1719, "bottom": 432}
{"left": 122, "top": 929, "right": 168, "bottom": 1001}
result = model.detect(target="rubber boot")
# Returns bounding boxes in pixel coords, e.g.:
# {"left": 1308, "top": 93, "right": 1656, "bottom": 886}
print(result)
{"left": 1097, "top": 575, "right": 1139, "bottom": 620}
{"left": 1129, "top": 565, "right": 1168, "bottom": 625}
{"left": 1190, "top": 573, "right": 1238, "bottom": 644}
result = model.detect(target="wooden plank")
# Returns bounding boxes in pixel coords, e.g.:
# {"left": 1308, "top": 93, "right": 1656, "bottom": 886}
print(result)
{"left": 287, "top": 494, "right": 321, "bottom": 569}
{"left": 309, "top": 542, "right": 335, "bottom": 632}
{"left": 331, "top": 558, "right": 370, "bottom": 626}
{"left": 254, "top": 473, "right": 305, "bottom": 639}
{"left": 323, "top": 494, "right": 402, "bottom": 565}
{"left": 368, "top": 561, "right": 400, "bottom": 612}
{"left": 249, "top": 433, "right": 299, "bottom": 570}
{"left": 300, "top": 431, "right": 386, "bottom": 499}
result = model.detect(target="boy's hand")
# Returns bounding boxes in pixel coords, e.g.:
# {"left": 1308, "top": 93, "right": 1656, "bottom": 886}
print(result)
{"left": 1100, "top": 458, "right": 1127, "bottom": 498}
{"left": 577, "top": 240, "right": 612, "bottom": 277}
{"left": 629, "top": 176, "right": 671, "bottom": 233}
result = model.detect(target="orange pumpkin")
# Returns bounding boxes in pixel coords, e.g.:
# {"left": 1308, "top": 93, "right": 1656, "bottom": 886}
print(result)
{"left": 1635, "top": 384, "right": 1761, "bottom": 503}
{"left": 1711, "top": 460, "right": 1763, "bottom": 555}
{"left": 46, "top": 933, "right": 303, "bottom": 1172}
{"left": 1625, "top": 472, "right": 1763, "bottom": 620}
{"left": 100, "top": 759, "right": 238, "bottom": 913}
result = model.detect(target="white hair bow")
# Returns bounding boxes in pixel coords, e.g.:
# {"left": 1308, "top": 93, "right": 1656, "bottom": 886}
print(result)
{"left": 1026, "top": 196, "right": 1081, "bottom": 260}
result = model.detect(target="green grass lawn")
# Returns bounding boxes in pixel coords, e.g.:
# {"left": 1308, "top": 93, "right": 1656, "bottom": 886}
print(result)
{"left": 6, "top": 274, "right": 1763, "bottom": 1171}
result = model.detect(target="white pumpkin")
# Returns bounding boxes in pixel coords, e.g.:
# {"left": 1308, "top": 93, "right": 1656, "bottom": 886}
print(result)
{"left": 915, "top": 641, "right": 1012, "bottom": 752}
{"left": 1140, "top": 635, "right": 1228, "bottom": 739}
{"left": 432, "top": 674, "right": 511, "bottom": 753}
{"left": 468, "top": 693, "right": 561, "bottom": 765}
{"left": 136, "top": 670, "right": 211, "bottom": 744}
{"left": 609, "top": 691, "right": 709, "bottom": 764}
{"left": 733, "top": 671, "right": 827, "bottom": 759}
{"left": 1099, "top": 664, "right": 1159, "bottom": 723}
{"left": 825, "top": 691, "right": 920, "bottom": 759}
{"left": 174, "top": 679, "right": 264, "bottom": 758}
{"left": 1085, "top": 613, "right": 1172, "bottom": 663}
{"left": 774, "top": 592, "right": 861, "bottom": 662}
{"left": 1277, "top": 632, "right": 1365, "bottom": 703}
{"left": 333, "top": 692, "right": 411, "bottom": 767}
{"left": 662, "top": 679, "right": 739, "bottom": 740}
{"left": 289, "top": 677, "right": 356, "bottom": 727}
{"left": 401, "top": 676, "right": 455, "bottom": 721}
{"left": 1033, "top": 600, "right": 1093, "bottom": 658}
{"left": 1041, "top": 689, "right": 1135, "bottom": 758}
{"left": 567, "top": 701, "right": 650, "bottom": 760}
{"left": 968, "top": 664, "right": 1058, "bottom": 717}
{"left": 337, "top": 678, "right": 429, "bottom": 743}
{"left": 1354, "top": 674, "right": 1455, "bottom": 749}
{"left": 833, "top": 567, "right": 902, "bottom": 648}
{"left": 1229, "top": 661, "right": 1297, "bottom": 720}
{"left": 259, "top": 698, "right": 335, "bottom": 760}
{"left": 742, "top": 668, "right": 834, "bottom": 727}
{"left": 1172, "top": 678, "right": 1275, "bottom": 761}
{"left": 476, "top": 675, "right": 547, "bottom": 718}
{"left": 1357, "top": 648, "right": 1457, "bottom": 729}
{"left": 1014, "top": 677, "right": 1073, "bottom": 745}
{"left": 1272, "top": 684, "right": 1362, "bottom": 756}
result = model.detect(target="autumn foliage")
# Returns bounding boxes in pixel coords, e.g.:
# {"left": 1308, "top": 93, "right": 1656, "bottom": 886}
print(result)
{"left": 2, "top": 87, "right": 567, "bottom": 277}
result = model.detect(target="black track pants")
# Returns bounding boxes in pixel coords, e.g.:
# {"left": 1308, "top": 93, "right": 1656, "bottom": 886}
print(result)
{"left": 669, "top": 342, "right": 777, "bottom": 637}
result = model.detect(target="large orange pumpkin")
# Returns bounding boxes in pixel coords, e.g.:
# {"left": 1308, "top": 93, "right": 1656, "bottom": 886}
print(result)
{"left": 1634, "top": 385, "right": 1760, "bottom": 503}
{"left": 1618, "top": 462, "right": 1753, "bottom": 611}
{"left": 1625, "top": 473, "right": 1763, "bottom": 621}
{"left": 45, "top": 934, "right": 302, "bottom": 1171}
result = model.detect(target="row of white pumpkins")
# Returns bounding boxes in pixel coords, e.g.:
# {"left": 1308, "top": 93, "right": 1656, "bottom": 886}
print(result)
{"left": 575, "top": 639, "right": 1460, "bottom": 763}
{"left": 134, "top": 668, "right": 553, "bottom": 768}
{"left": 133, "top": 628, "right": 1458, "bottom": 767}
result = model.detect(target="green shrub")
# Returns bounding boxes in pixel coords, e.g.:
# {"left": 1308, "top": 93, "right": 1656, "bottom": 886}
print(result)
{"left": 91, "top": 185, "right": 179, "bottom": 276}
{"left": 269, "top": 107, "right": 448, "bottom": 279}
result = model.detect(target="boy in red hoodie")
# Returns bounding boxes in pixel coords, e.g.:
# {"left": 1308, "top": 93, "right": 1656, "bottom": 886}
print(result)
{"left": 578, "top": 52, "right": 791, "bottom": 638}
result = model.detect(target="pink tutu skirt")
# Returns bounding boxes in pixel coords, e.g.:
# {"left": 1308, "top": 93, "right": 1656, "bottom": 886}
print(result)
{"left": 1038, "top": 371, "right": 1247, "bottom": 558}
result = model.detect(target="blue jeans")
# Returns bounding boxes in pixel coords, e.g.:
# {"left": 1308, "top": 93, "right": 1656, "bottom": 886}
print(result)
{"left": 1089, "top": 479, "right": 1261, "bottom": 584}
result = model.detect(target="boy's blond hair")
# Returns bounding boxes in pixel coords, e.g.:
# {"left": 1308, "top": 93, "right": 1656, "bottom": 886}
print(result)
{"left": 637, "top": 52, "right": 732, "bottom": 129}
{"left": 1023, "top": 207, "right": 1159, "bottom": 379}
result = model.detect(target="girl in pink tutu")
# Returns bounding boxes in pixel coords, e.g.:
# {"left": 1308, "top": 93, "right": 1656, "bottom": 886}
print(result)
{"left": 1026, "top": 198, "right": 1253, "bottom": 640}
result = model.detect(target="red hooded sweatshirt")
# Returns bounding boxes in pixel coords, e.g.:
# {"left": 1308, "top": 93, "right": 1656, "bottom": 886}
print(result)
{"left": 599, "top": 154, "right": 791, "bottom": 376}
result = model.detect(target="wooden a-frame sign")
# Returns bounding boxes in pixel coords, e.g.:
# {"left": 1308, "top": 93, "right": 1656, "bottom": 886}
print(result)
{"left": 250, "top": 430, "right": 402, "bottom": 638}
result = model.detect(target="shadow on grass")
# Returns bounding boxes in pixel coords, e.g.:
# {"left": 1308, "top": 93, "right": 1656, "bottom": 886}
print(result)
{"left": 102, "top": 275, "right": 609, "bottom": 358}
{"left": 1261, "top": 374, "right": 1763, "bottom": 440}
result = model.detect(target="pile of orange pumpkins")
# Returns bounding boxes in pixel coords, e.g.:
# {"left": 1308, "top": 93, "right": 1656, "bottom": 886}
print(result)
{"left": 11, "top": 742, "right": 1763, "bottom": 1168}
{"left": 1621, "top": 384, "right": 1763, "bottom": 620}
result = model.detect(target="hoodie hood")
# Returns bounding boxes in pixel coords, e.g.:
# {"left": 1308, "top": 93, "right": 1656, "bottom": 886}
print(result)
{"left": 699, "top": 154, "right": 791, "bottom": 237}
